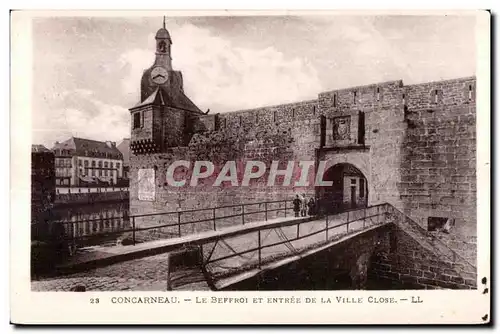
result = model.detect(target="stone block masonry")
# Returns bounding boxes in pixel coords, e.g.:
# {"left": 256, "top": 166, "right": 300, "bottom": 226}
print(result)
{"left": 369, "top": 224, "right": 477, "bottom": 289}
{"left": 398, "top": 77, "right": 476, "bottom": 245}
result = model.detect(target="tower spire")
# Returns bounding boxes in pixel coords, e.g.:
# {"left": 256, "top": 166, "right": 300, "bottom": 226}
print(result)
{"left": 154, "top": 16, "right": 172, "bottom": 69}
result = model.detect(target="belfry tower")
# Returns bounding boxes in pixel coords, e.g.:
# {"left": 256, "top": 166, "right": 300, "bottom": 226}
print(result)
{"left": 129, "top": 17, "right": 202, "bottom": 155}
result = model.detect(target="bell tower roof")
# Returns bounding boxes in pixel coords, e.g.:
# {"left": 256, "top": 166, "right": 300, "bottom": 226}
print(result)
{"left": 155, "top": 16, "right": 171, "bottom": 41}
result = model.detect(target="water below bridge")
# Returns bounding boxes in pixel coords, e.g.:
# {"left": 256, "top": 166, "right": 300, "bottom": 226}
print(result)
{"left": 51, "top": 200, "right": 129, "bottom": 247}
{"left": 222, "top": 260, "right": 416, "bottom": 290}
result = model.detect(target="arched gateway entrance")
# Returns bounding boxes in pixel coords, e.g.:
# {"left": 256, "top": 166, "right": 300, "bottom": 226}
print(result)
{"left": 317, "top": 163, "right": 368, "bottom": 214}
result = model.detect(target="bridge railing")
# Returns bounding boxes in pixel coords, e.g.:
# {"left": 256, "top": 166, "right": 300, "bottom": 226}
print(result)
{"left": 50, "top": 199, "right": 298, "bottom": 246}
{"left": 201, "top": 203, "right": 392, "bottom": 277}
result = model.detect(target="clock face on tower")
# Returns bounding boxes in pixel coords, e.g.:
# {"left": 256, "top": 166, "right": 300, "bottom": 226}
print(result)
{"left": 151, "top": 66, "right": 168, "bottom": 85}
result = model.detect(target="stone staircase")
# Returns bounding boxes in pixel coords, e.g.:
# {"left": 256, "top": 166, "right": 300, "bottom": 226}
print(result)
{"left": 387, "top": 205, "right": 477, "bottom": 282}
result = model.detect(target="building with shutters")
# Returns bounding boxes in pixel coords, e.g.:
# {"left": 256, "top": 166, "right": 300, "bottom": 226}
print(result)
{"left": 52, "top": 137, "right": 124, "bottom": 187}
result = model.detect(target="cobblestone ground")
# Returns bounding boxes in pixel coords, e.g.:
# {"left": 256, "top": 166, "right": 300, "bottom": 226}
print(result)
{"left": 31, "top": 253, "right": 209, "bottom": 291}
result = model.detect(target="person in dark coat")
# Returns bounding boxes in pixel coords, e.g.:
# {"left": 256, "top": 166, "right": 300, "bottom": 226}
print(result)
{"left": 293, "top": 194, "right": 301, "bottom": 217}
{"left": 307, "top": 198, "right": 316, "bottom": 216}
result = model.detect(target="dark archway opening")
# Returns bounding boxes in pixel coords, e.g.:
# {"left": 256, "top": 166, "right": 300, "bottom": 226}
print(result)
{"left": 317, "top": 163, "right": 368, "bottom": 214}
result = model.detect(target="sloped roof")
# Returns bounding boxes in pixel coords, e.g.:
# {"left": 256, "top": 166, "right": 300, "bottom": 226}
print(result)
{"left": 132, "top": 86, "right": 202, "bottom": 113}
{"left": 156, "top": 27, "right": 171, "bottom": 40}
{"left": 117, "top": 138, "right": 130, "bottom": 166}
{"left": 52, "top": 137, "right": 123, "bottom": 159}
{"left": 133, "top": 86, "right": 165, "bottom": 108}
{"left": 31, "top": 144, "right": 51, "bottom": 153}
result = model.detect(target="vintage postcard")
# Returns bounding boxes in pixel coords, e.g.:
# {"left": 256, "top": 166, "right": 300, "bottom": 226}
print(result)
{"left": 10, "top": 10, "right": 490, "bottom": 324}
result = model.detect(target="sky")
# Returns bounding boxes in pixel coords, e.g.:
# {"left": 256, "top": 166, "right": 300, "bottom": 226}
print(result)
{"left": 31, "top": 14, "right": 476, "bottom": 147}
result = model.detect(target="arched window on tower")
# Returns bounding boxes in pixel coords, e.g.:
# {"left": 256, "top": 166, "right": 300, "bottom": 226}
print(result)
{"left": 158, "top": 40, "right": 167, "bottom": 53}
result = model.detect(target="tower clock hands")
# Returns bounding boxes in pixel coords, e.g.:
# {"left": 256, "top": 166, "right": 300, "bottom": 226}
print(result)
{"left": 150, "top": 66, "right": 168, "bottom": 84}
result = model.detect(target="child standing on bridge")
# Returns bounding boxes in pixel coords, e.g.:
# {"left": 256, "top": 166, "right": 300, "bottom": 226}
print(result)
{"left": 293, "top": 194, "right": 301, "bottom": 217}
{"left": 301, "top": 193, "right": 307, "bottom": 217}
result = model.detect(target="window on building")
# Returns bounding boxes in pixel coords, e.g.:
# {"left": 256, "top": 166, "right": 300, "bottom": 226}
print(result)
{"left": 98, "top": 161, "right": 102, "bottom": 168}
{"left": 468, "top": 85, "right": 473, "bottom": 101}
{"left": 117, "top": 163, "right": 120, "bottom": 169}
{"left": 428, "top": 217, "right": 455, "bottom": 233}
{"left": 78, "top": 159, "right": 82, "bottom": 166}
{"left": 105, "top": 170, "right": 108, "bottom": 176}
{"left": 359, "top": 178, "right": 365, "bottom": 198}
{"left": 91, "top": 160, "right": 96, "bottom": 167}
{"left": 110, "top": 162, "right": 114, "bottom": 168}
{"left": 351, "top": 178, "right": 356, "bottom": 185}
{"left": 91, "top": 170, "right": 95, "bottom": 177}
{"left": 133, "top": 112, "right": 142, "bottom": 129}
{"left": 99, "top": 170, "right": 102, "bottom": 176}
{"left": 84, "top": 160, "right": 89, "bottom": 167}
{"left": 104, "top": 162, "right": 108, "bottom": 168}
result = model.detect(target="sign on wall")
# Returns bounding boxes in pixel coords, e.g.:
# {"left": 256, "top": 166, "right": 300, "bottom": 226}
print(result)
{"left": 138, "top": 168, "right": 156, "bottom": 201}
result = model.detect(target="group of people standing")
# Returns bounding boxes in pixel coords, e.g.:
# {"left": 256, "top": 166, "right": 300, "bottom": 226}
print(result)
{"left": 292, "top": 194, "right": 316, "bottom": 217}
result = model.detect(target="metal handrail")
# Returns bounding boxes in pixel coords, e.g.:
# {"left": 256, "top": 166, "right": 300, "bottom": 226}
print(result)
{"left": 205, "top": 203, "right": 389, "bottom": 267}
{"left": 47, "top": 198, "right": 295, "bottom": 244}
{"left": 51, "top": 199, "right": 290, "bottom": 224}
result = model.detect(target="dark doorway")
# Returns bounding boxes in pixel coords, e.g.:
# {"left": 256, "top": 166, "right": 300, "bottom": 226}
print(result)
{"left": 317, "top": 163, "right": 368, "bottom": 214}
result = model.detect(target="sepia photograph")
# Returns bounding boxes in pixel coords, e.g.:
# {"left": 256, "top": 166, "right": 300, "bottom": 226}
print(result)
{"left": 11, "top": 9, "right": 490, "bottom": 324}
